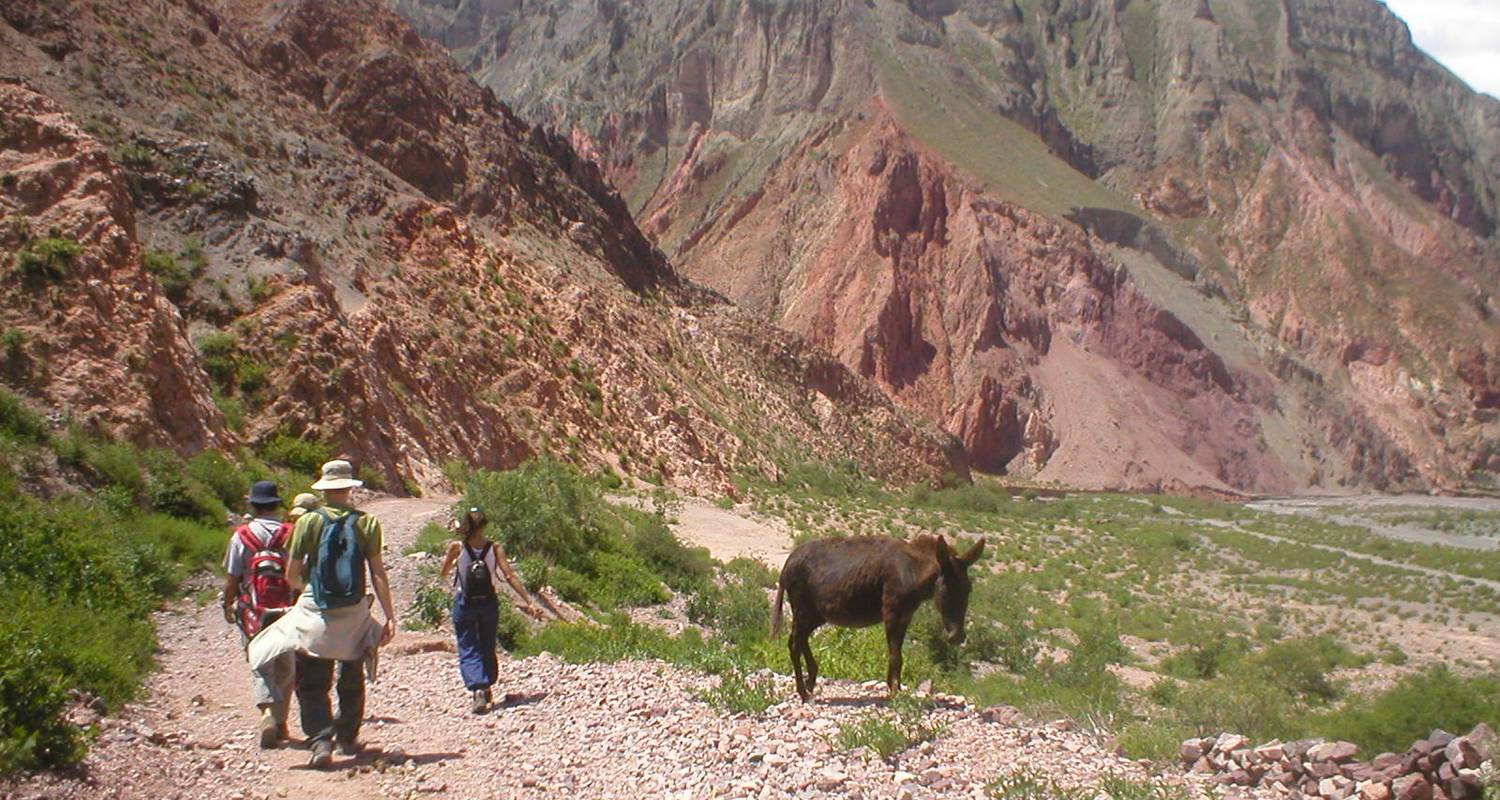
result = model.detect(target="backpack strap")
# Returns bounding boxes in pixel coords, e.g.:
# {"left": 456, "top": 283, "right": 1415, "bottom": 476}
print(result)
{"left": 269, "top": 521, "right": 293, "bottom": 551}
{"left": 235, "top": 525, "right": 261, "bottom": 552}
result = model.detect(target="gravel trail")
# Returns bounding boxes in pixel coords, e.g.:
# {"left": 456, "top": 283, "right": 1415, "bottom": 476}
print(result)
{"left": 3, "top": 498, "right": 1237, "bottom": 800}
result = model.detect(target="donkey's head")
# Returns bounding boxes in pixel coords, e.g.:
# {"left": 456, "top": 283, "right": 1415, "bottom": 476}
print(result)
{"left": 933, "top": 536, "right": 986, "bottom": 645}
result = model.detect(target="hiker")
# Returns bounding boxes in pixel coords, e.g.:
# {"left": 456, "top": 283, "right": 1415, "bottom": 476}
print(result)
{"left": 221, "top": 480, "right": 295, "bottom": 748}
{"left": 247, "top": 460, "right": 396, "bottom": 769}
{"left": 288, "top": 491, "right": 321, "bottom": 521}
{"left": 438, "top": 507, "right": 542, "bottom": 713}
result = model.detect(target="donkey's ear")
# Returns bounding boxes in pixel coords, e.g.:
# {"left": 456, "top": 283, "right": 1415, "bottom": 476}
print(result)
{"left": 958, "top": 538, "right": 985, "bottom": 568}
{"left": 933, "top": 535, "right": 956, "bottom": 568}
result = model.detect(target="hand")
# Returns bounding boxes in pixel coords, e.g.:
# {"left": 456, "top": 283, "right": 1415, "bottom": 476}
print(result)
{"left": 524, "top": 604, "right": 545, "bottom": 620}
{"left": 221, "top": 602, "right": 236, "bottom": 626}
{"left": 380, "top": 619, "right": 395, "bottom": 646}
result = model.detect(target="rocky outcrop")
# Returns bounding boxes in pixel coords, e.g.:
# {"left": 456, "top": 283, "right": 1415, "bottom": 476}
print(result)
{"left": 0, "top": 82, "right": 225, "bottom": 451}
{"left": 402, "top": 0, "right": 1500, "bottom": 493}
{"left": 0, "top": 0, "right": 964, "bottom": 492}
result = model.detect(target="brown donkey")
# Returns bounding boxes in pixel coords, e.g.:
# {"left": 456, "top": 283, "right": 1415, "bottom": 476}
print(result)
{"left": 772, "top": 535, "right": 985, "bottom": 701}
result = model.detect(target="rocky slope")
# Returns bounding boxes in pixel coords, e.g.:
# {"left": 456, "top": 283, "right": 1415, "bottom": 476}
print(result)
{"left": 395, "top": 0, "right": 1500, "bottom": 494}
{"left": 0, "top": 0, "right": 965, "bottom": 493}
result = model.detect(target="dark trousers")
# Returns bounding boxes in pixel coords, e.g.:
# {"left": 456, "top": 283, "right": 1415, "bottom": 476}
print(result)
{"left": 452, "top": 594, "right": 499, "bottom": 691}
{"left": 296, "top": 655, "right": 364, "bottom": 746}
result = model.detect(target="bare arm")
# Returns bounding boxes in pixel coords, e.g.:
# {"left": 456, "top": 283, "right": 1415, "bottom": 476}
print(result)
{"left": 287, "top": 553, "right": 306, "bottom": 591}
{"left": 439, "top": 541, "right": 461, "bottom": 587}
{"left": 222, "top": 574, "right": 240, "bottom": 624}
{"left": 493, "top": 542, "right": 542, "bottom": 618}
{"left": 367, "top": 548, "right": 397, "bottom": 644}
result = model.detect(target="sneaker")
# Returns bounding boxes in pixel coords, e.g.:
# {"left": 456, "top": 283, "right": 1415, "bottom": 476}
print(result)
{"left": 309, "top": 740, "right": 334, "bottom": 769}
{"left": 257, "top": 707, "right": 278, "bottom": 750}
{"left": 470, "top": 689, "right": 487, "bottom": 714}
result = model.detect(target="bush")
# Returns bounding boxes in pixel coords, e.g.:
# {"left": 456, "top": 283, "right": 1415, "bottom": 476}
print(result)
{"left": 142, "top": 249, "right": 193, "bottom": 301}
{"left": 260, "top": 429, "right": 333, "bottom": 476}
{"left": 0, "top": 389, "right": 47, "bottom": 445}
{"left": 695, "top": 668, "right": 780, "bottom": 716}
{"left": 496, "top": 598, "right": 530, "bottom": 652}
{"left": 687, "top": 575, "right": 771, "bottom": 645}
{"left": 0, "top": 487, "right": 224, "bottom": 773}
{"left": 464, "top": 459, "right": 671, "bottom": 611}
{"left": 834, "top": 693, "right": 944, "bottom": 760}
{"left": 629, "top": 511, "right": 713, "bottom": 594}
{"left": 406, "top": 583, "right": 448, "bottom": 631}
{"left": 14, "top": 236, "right": 81, "bottom": 282}
{"left": 0, "top": 615, "right": 85, "bottom": 774}
{"left": 185, "top": 451, "right": 248, "bottom": 511}
{"left": 196, "top": 331, "right": 238, "bottom": 387}
{"left": 1317, "top": 667, "right": 1500, "bottom": 754}
{"left": 407, "top": 521, "right": 451, "bottom": 556}
{"left": 1, "top": 328, "right": 26, "bottom": 361}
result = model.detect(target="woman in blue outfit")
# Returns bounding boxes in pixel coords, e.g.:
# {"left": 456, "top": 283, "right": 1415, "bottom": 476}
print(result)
{"left": 439, "top": 508, "right": 541, "bottom": 713}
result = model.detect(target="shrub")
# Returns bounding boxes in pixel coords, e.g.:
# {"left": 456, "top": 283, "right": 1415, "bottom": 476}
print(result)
{"left": 406, "top": 583, "right": 448, "bottom": 631}
{"left": 0, "top": 613, "right": 85, "bottom": 774}
{"left": 1317, "top": 667, "right": 1500, "bottom": 755}
{"left": 629, "top": 511, "right": 713, "bottom": 594}
{"left": 0, "top": 486, "right": 224, "bottom": 773}
{"left": 834, "top": 693, "right": 944, "bottom": 760}
{"left": 695, "top": 668, "right": 780, "bottom": 716}
{"left": 465, "top": 458, "right": 603, "bottom": 572}
{"left": 687, "top": 575, "right": 771, "bottom": 645}
{"left": 1253, "top": 636, "right": 1359, "bottom": 704}
{"left": 407, "top": 521, "right": 451, "bottom": 556}
{"left": 496, "top": 598, "right": 530, "bottom": 652}
{"left": 1, "top": 328, "right": 26, "bottom": 361}
{"left": 0, "top": 389, "right": 47, "bottom": 445}
{"left": 197, "top": 331, "right": 238, "bottom": 387}
{"left": 1162, "top": 629, "right": 1250, "bottom": 680}
{"left": 142, "top": 249, "right": 192, "bottom": 301}
{"left": 143, "top": 450, "right": 226, "bottom": 524}
{"left": 357, "top": 465, "right": 386, "bottom": 492}
{"left": 185, "top": 451, "right": 248, "bottom": 511}
{"left": 14, "top": 236, "right": 81, "bottom": 282}
{"left": 260, "top": 429, "right": 333, "bottom": 476}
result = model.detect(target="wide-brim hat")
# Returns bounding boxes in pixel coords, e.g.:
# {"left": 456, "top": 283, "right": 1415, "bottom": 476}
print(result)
{"left": 311, "top": 459, "right": 364, "bottom": 491}
{"left": 248, "top": 480, "right": 282, "bottom": 506}
{"left": 291, "top": 492, "right": 321, "bottom": 510}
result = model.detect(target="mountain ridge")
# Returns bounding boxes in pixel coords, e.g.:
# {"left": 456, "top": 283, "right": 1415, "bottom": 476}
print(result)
{"left": 393, "top": 0, "right": 1500, "bottom": 494}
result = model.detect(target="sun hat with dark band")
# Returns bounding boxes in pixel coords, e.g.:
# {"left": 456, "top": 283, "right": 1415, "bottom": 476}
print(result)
{"left": 311, "top": 460, "right": 364, "bottom": 491}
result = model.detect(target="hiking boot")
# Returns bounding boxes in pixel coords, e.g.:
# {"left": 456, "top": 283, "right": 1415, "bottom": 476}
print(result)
{"left": 309, "top": 740, "right": 334, "bottom": 769}
{"left": 470, "top": 689, "right": 487, "bottom": 714}
{"left": 335, "top": 739, "right": 361, "bottom": 757}
{"left": 257, "top": 707, "right": 278, "bottom": 749}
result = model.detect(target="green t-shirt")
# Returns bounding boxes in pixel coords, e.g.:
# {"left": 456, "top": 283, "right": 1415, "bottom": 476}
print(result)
{"left": 290, "top": 505, "right": 383, "bottom": 570}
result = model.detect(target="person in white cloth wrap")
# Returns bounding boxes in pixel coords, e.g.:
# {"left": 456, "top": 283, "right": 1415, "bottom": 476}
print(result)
{"left": 248, "top": 460, "right": 396, "bottom": 769}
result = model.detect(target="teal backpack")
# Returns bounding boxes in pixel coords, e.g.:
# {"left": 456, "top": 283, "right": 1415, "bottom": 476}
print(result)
{"left": 309, "top": 508, "right": 366, "bottom": 609}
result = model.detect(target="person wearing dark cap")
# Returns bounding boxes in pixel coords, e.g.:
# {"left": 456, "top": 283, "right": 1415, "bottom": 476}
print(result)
{"left": 222, "top": 480, "right": 296, "bottom": 749}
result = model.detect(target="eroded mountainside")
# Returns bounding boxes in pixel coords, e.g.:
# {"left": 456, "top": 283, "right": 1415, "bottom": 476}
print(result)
{"left": 0, "top": 0, "right": 965, "bottom": 494}
{"left": 396, "top": 0, "right": 1500, "bottom": 494}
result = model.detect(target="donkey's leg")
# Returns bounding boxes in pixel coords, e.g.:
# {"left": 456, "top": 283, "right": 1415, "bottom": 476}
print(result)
{"left": 788, "top": 629, "right": 807, "bottom": 701}
{"left": 802, "top": 628, "right": 820, "bottom": 697}
{"left": 884, "top": 616, "right": 911, "bottom": 697}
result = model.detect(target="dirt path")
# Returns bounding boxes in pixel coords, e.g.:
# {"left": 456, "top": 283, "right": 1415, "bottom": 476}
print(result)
{"left": 610, "top": 493, "right": 795, "bottom": 567}
{"left": 1197, "top": 518, "right": 1500, "bottom": 593}
{"left": 3, "top": 496, "right": 1237, "bottom": 800}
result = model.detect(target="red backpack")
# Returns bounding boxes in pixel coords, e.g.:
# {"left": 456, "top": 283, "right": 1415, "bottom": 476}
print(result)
{"left": 236, "top": 522, "right": 293, "bottom": 637}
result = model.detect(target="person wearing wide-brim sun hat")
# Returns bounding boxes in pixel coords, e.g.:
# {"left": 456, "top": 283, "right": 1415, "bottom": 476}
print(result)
{"left": 247, "top": 460, "right": 396, "bottom": 769}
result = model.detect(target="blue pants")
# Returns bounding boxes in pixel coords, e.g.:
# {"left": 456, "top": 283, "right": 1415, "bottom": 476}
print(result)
{"left": 452, "top": 594, "right": 499, "bottom": 691}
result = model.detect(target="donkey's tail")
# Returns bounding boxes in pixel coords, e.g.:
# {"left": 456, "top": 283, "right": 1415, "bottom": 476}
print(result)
{"left": 770, "top": 582, "right": 785, "bottom": 638}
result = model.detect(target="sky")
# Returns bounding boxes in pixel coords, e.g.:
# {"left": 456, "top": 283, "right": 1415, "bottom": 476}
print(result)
{"left": 1382, "top": 0, "right": 1500, "bottom": 98}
